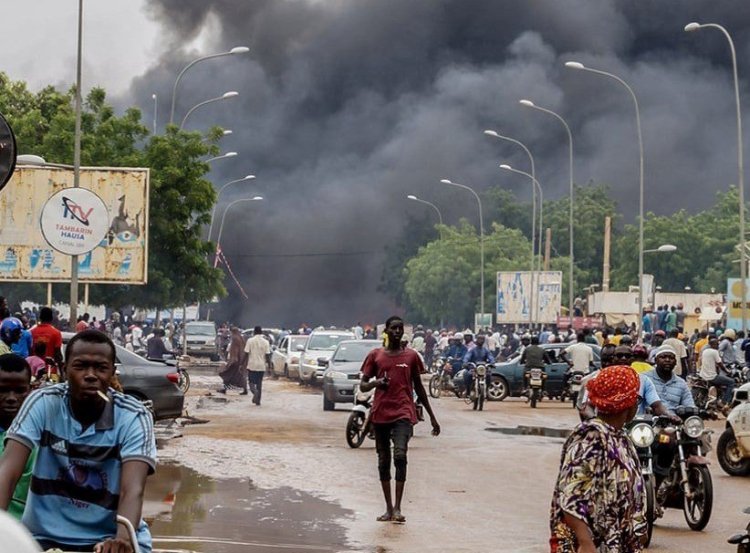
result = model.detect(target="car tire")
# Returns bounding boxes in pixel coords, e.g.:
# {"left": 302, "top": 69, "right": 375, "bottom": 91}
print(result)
{"left": 284, "top": 364, "right": 289, "bottom": 378}
{"left": 323, "top": 395, "right": 335, "bottom": 411}
{"left": 210, "top": 353, "right": 220, "bottom": 362}
{"left": 717, "top": 427, "right": 750, "bottom": 476}
{"left": 487, "top": 376, "right": 509, "bottom": 401}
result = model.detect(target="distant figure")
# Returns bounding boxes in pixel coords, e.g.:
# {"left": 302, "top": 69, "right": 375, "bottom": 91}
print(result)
{"left": 245, "top": 326, "right": 270, "bottom": 405}
{"left": 29, "top": 308, "right": 62, "bottom": 367}
{"left": 147, "top": 328, "right": 169, "bottom": 360}
{"left": 75, "top": 313, "right": 90, "bottom": 333}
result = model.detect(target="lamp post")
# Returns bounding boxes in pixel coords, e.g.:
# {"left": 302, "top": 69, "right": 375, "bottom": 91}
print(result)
{"left": 206, "top": 151, "right": 238, "bottom": 164}
{"left": 484, "top": 130, "right": 540, "bottom": 327}
{"left": 406, "top": 195, "right": 444, "bottom": 238}
{"left": 215, "top": 196, "right": 264, "bottom": 255}
{"left": 565, "top": 60, "right": 646, "bottom": 340}
{"left": 519, "top": 100, "right": 575, "bottom": 325}
{"left": 152, "top": 94, "right": 157, "bottom": 135}
{"left": 169, "top": 46, "right": 250, "bottom": 125}
{"left": 685, "top": 22, "right": 746, "bottom": 334}
{"left": 643, "top": 244, "right": 677, "bottom": 312}
{"left": 208, "top": 175, "right": 256, "bottom": 242}
{"left": 440, "top": 179, "right": 485, "bottom": 320}
{"left": 500, "top": 164, "right": 544, "bottom": 326}
{"left": 180, "top": 91, "right": 239, "bottom": 130}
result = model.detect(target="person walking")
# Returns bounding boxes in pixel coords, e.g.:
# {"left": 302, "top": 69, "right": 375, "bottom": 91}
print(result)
{"left": 550, "top": 365, "right": 646, "bottom": 552}
{"left": 245, "top": 326, "right": 270, "bottom": 405}
{"left": 218, "top": 327, "right": 248, "bottom": 394}
{"left": 359, "top": 316, "right": 440, "bottom": 524}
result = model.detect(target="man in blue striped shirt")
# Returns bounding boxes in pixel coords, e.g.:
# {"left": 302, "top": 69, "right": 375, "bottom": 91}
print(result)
{"left": 0, "top": 330, "right": 156, "bottom": 553}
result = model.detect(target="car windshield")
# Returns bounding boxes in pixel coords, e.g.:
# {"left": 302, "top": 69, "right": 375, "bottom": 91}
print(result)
{"left": 308, "top": 334, "right": 353, "bottom": 350}
{"left": 186, "top": 324, "right": 215, "bottom": 336}
{"left": 333, "top": 342, "right": 379, "bottom": 362}
{"left": 290, "top": 336, "right": 308, "bottom": 349}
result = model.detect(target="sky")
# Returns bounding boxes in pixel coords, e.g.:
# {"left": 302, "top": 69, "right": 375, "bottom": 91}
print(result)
{"left": 4, "top": 1, "right": 750, "bottom": 326}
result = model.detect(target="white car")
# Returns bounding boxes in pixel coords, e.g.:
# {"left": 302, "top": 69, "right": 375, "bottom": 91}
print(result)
{"left": 271, "top": 334, "right": 309, "bottom": 379}
{"left": 298, "top": 330, "right": 355, "bottom": 384}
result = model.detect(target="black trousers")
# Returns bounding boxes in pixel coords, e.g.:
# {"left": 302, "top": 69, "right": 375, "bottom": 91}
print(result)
{"left": 374, "top": 419, "right": 413, "bottom": 482}
{"left": 248, "top": 370, "right": 264, "bottom": 404}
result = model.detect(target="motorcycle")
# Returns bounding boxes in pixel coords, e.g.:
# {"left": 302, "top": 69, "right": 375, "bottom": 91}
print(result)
{"left": 728, "top": 506, "right": 750, "bottom": 552}
{"left": 346, "top": 383, "right": 374, "bottom": 448}
{"left": 653, "top": 406, "right": 713, "bottom": 531}
{"left": 717, "top": 382, "right": 750, "bottom": 476}
{"left": 465, "top": 362, "right": 488, "bottom": 411}
{"left": 627, "top": 416, "right": 657, "bottom": 546}
{"left": 688, "top": 374, "right": 722, "bottom": 418}
{"left": 560, "top": 369, "right": 585, "bottom": 408}
{"left": 524, "top": 367, "right": 547, "bottom": 408}
{"left": 429, "top": 357, "right": 457, "bottom": 399}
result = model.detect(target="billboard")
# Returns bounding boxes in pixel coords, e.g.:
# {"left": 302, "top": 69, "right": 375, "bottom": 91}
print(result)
{"left": 727, "top": 278, "right": 750, "bottom": 330}
{"left": 0, "top": 166, "right": 149, "bottom": 283}
{"left": 496, "top": 271, "right": 562, "bottom": 324}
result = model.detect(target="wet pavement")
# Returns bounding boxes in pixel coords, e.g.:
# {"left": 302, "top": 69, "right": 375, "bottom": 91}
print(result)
{"left": 145, "top": 463, "right": 354, "bottom": 552}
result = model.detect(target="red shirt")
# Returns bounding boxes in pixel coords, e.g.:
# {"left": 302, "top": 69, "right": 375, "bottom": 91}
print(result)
{"left": 361, "top": 348, "right": 423, "bottom": 425}
{"left": 30, "top": 323, "right": 62, "bottom": 358}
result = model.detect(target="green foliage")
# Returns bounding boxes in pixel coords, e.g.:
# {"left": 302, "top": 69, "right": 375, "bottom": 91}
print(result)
{"left": 0, "top": 73, "right": 226, "bottom": 309}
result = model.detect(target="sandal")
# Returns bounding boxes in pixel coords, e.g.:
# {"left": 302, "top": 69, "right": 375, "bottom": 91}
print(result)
{"left": 376, "top": 513, "right": 392, "bottom": 522}
{"left": 391, "top": 512, "right": 406, "bottom": 523}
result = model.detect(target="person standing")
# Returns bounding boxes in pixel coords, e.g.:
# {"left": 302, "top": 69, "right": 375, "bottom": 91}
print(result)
{"left": 359, "top": 316, "right": 440, "bottom": 523}
{"left": 218, "top": 327, "right": 248, "bottom": 394}
{"left": 75, "top": 313, "right": 90, "bottom": 333}
{"left": 423, "top": 329, "right": 436, "bottom": 370}
{"left": 664, "top": 306, "right": 677, "bottom": 333}
{"left": 550, "top": 365, "right": 646, "bottom": 552}
{"left": 245, "top": 326, "right": 270, "bottom": 405}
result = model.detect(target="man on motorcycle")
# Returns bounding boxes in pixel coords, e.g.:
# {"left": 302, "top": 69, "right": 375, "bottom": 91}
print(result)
{"left": 700, "top": 336, "right": 735, "bottom": 405}
{"left": 442, "top": 333, "right": 467, "bottom": 376}
{"left": 644, "top": 345, "right": 696, "bottom": 491}
{"left": 461, "top": 334, "right": 495, "bottom": 397}
{"left": 719, "top": 329, "right": 738, "bottom": 365}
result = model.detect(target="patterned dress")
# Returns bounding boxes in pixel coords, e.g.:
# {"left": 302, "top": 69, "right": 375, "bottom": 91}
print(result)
{"left": 550, "top": 418, "right": 646, "bottom": 552}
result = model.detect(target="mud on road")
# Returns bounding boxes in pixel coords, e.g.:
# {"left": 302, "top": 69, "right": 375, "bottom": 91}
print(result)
{"left": 151, "top": 373, "right": 750, "bottom": 553}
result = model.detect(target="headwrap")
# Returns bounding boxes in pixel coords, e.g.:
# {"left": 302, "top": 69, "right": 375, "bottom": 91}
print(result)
{"left": 587, "top": 365, "right": 640, "bottom": 415}
{"left": 654, "top": 345, "right": 677, "bottom": 359}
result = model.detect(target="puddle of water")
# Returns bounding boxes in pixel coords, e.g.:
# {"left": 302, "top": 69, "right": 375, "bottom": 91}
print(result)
{"left": 144, "top": 463, "right": 356, "bottom": 552}
{"left": 485, "top": 425, "right": 571, "bottom": 438}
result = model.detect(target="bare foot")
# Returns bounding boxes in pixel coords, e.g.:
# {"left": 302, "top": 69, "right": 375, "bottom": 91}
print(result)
{"left": 391, "top": 510, "right": 406, "bottom": 523}
{"left": 376, "top": 511, "right": 392, "bottom": 522}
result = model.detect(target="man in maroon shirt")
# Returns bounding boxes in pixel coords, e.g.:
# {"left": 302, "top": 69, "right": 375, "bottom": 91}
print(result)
{"left": 360, "top": 316, "right": 440, "bottom": 523}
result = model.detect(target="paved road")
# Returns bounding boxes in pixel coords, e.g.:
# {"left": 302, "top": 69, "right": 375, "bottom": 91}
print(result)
{"left": 164, "top": 374, "right": 750, "bottom": 552}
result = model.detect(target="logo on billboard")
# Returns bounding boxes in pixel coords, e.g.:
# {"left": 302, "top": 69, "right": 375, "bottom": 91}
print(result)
{"left": 40, "top": 188, "right": 109, "bottom": 256}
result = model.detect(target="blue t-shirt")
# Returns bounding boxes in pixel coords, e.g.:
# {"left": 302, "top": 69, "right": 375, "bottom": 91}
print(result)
{"left": 6, "top": 384, "right": 156, "bottom": 551}
{"left": 11, "top": 329, "right": 33, "bottom": 358}
{"left": 637, "top": 373, "right": 661, "bottom": 415}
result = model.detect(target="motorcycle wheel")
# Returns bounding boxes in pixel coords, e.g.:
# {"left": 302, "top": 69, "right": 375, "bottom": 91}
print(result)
{"left": 571, "top": 391, "right": 578, "bottom": 408}
{"left": 178, "top": 369, "right": 190, "bottom": 394}
{"left": 530, "top": 389, "right": 538, "bottom": 409}
{"left": 478, "top": 385, "right": 485, "bottom": 411}
{"left": 428, "top": 374, "right": 441, "bottom": 399}
{"left": 691, "top": 387, "right": 707, "bottom": 409}
{"left": 643, "top": 473, "right": 655, "bottom": 547}
{"left": 717, "top": 428, "right": 750, "bottom": 476}
{"left": 346, "top": 412, "right": 367, "bottom": 449}
{"left": 683, "top": 464, "right": 713, "bottom": 531}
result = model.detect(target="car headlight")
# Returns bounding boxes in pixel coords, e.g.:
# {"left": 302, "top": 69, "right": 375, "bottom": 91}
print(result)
{"left": 325, "top": 371, "right": 347, "bottom": 380}
{"left": 629, "top": 423, "right": 655, "bottom": 448}
{"left": 684, "top": 416, "right": 705, "bottom": 438}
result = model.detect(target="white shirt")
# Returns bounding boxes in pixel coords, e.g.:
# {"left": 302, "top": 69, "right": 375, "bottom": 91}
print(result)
{"left": 244, "top": 334, "right": 270, "bottom": 372}
{"left": 564, "top": 342, "right": 594, "bottom": 373}
{"left": 700, "top": 348, "right": 722, "bottom": 380}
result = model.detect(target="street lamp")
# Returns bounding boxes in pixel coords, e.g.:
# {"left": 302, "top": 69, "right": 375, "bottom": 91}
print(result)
{"left": 500, "top": 164, "right": 544, "bottom": 326}
{"left": 170, "top": 46, "right": 250, "bottom": 125}
{"left": 484, "top": 129, "right": 541, "bottom": 328}
{"left": 685, "top": 22, "right": 746, "bottom": 334}
{"left": 406, "top": 195, "right": 444, "bottom": 238}
{"left": 519, "top": 99, "right": 575, "bottom": 324}
{"left": 215, "top": 196, "right": 264, "bottom": 255}
{"left": 180, "top": 91, "right": 239, "bottom": 130}
{"left": 206, "top": 151, "right": 238, "bottom": 163}
{"left": 440, "top": 178, "right": 485, "bottom": 319}
{"left": 565, "top": 60, "right": 646, "bottom": 339}
{"left": 643, "top": 244, "right": 677, "bottom": 254}
{"left": 208, "top": 175, "right": 256, "bottom": 242}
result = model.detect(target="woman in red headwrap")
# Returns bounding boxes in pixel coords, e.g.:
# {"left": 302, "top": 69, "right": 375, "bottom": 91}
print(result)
{"left": 549, "top": 365, "right": 646, "bottom": 553}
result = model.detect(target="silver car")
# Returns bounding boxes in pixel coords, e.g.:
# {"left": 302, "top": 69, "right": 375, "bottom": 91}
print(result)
{"left": 298, "top": 330, "right": 355, "bottom": 384}
{"left": 322, "top": 339, "right": 380, "bottom": 410}
{"left": 271, "top": 334, "right": 309, "bottom": 379}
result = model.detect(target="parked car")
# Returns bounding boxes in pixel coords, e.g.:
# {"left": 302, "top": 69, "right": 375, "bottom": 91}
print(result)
{"left": 271, "top": 334, "right": 309, "bottom": 379}
{"left": 322, "top": 339, "right": 381, "bottom": 410}
{"left": 298, "top": 329, "right": 356, "bottom": 384}
{"left": 62, "top": 333, "right": 185, "bottom": 421}
{"left": 488, "top": 343, "right": 601, "bottom": 401}
{"left": 183, "top": 321, "right": 219, "bottom": 360}
{"left": 242, "top": 328, "right": 281, "bottom": 348}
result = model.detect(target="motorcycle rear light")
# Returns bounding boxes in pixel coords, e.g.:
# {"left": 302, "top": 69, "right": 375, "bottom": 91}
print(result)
{"left": 167, "top": 373, "right": 180, "bottom": 384}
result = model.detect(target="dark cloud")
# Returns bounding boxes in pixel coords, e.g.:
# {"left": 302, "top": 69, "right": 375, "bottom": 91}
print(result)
{"left": 125, "top": 0, "right": 750, "bottom": 326}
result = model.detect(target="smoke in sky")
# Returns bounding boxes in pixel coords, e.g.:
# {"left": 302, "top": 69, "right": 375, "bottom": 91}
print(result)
{"left": 127, "top": 0, "right": 750, "bottom": 326}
